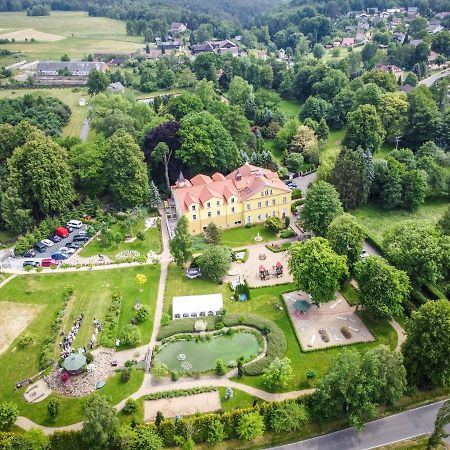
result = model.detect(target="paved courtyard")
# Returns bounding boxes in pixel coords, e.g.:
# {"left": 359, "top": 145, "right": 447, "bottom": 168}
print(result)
{"left": 283, "top": 292, "right": 374, "bottom": 350}
{"left": 224, "top": 242, "right": 294, "bottom": 288}
{"left": 144, "top": 390, "right": 221, "bottom": 421}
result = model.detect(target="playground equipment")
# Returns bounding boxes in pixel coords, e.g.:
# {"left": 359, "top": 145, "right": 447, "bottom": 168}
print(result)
{"left": 259, "top": 261, "right": 284, "bottom": 280}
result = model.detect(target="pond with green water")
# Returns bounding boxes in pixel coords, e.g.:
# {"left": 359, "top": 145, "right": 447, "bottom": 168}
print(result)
{"left": 156, "top": 332, "right": 262, "bottom": 372}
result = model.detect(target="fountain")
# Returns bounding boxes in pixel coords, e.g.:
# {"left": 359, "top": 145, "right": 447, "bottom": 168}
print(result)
{"left": 176, "top": 354, "right": 186, "bottom": 361}
{"left": 254, "top": 232, "right": 263, "bottom": 242}
{"left": 181, "top": 361, "right": 192, "bottom": 370}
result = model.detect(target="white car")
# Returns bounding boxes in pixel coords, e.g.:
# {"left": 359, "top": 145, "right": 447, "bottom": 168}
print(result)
{"left": 41, "top": 239, "right": 54, "bottom": 247}
{"left": 66, "top": 220, "right": 83, "bottom": 229}
{"left": 59, "top": 246, "right": 75, "bottom": 255}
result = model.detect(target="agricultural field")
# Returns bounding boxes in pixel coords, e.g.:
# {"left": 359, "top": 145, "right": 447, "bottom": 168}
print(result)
{"left": 0, "top": 265, "right": 158, "bottom": 425}
{"left": 0, "top": 87, "right": 89, "bottom": 137}
{"left": 0, "top": 11, "right": 143, "bottom": 61}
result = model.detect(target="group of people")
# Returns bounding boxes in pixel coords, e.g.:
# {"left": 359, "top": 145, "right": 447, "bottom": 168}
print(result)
{"left": 88, "top": 318, "right": 102, "bottom": 350}
{"left": 59, "top": 313, "right": 84, "bottom": 358}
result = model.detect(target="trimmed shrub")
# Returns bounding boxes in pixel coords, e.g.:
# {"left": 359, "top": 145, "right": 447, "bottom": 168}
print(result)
{"left": 122, "top": 398, "right": 138, "bottom": 415}
{"left": 341, "top": 326, "right": 352, "bottom": 339}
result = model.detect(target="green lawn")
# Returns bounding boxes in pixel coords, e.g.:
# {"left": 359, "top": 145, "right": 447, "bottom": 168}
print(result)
{"left": 219, "top": 387, "right": 258, "bottom": 412}
{"left": 352, "top": 200, "right": 449, "bottom": 242}
{"left": 319, "top": 128, "right": 346, "bottom": 163}
{"left": 279, "top": 99, "right": 302, "bottom": 119}
{"left": 163, "top": 265, "right": 397, "bottom": 391}
{"left": 0, "top": 11, "right": 142, "bottom": 60}
{"left": 265, "top": 138, "right": 284, "bottom": 163}
{"left": 79, "top": 217, "right": 161, "bottom": 259}
{"left": 0, "top": 87, "right": 89, "bottom": 137}
{"left": 374, "top": 142, "right": 395, "bottom": 160}
{"left": 221, "top": 224, "right": 279, "bottom": 248}
{"left": 0, "top": 266, "right": 158, "bottom": 424}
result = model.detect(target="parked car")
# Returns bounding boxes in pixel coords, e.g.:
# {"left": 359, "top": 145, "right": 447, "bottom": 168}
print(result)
{"left": 185, "top": 267, "right": 202, "bottom": 279}
{"left": 55, "top": 226, "right": 70, "bottom": 238}
{"left": 34, "top": 242, "right": 47, "bottom": 253}
{"left": 286, "top": 181, "right": 297, "bottom": 189}
{"left": 67, "top": 242, "right": 80, "bottom": 250}
{"left": 360, "top": 250, "right": 369, "bottom": 259}
{"left": 51, "top": 252, "right": 68, "bottom": 261}
{"left": 73, "top": 235, "right": 89, "bottom": 243}
{"left": 67, "top": 220, "right": 83, "bottom": 229}
{"left": 22, "top": 249, "right": 36, "bottom": 258}
{"left": 50, "top": 235, "right": 62, "bottom": 243}
{"left": 58, "top": 246, "right": 75, "bottom": 255}
{"left": 41, "top": 258, "right": 60, "bottom": 267}
{"left": 23, "top": 260, "right": 39, "bottom": 268}
{"left": 41, "top": 239, "right": 54, "bottom": 247}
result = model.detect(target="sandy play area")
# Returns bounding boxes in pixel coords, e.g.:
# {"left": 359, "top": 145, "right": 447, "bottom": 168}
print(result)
{"left": 224, "top": 243, "right": 293, "bottom": 288}
{"left": 0, "top": 301, "right": 42, "bottom": 354}
{"left": 0, "top": 28, "right": 65, "bottom": 42}
{"left": 144, "top": 391, "right": 221, "bottom": 421}
{"left": 283, "top": 292, "right": 374, "bottom": 351}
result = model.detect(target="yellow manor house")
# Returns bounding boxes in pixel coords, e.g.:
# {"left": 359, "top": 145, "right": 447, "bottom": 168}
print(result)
{"left": 171, "top": 163, "right": 292, "bottom": 235}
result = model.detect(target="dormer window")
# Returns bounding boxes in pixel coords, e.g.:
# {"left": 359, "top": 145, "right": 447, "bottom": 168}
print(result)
{"left": 231, "top": 197, "right": 235, "bottom": 203}
{"left": 192, "top": 205, "right": 196, "bottom": 211}
{"left": 207, "top": 202, "right": 210, "bottom": 208}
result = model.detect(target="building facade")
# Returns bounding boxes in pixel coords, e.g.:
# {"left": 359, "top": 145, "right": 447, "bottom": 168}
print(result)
{"left": 171, "top": 163, "right": 292, "bottom": 235}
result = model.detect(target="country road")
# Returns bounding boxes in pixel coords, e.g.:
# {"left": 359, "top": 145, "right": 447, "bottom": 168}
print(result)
{"left": 419, "top": 68, "right": 450, "bottom": 87}
{"left": 80, "top": 116, "right": 90, "bottom": 142}
{"left": 269, "top": 400, "right": 450, "bottom": 450}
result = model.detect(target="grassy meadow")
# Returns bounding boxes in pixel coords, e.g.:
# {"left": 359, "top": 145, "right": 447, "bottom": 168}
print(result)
{"left": 0, "top": 11, "right": 142, "bottom": 61}
{"left": 0, "top": 265, "right": 159, "bottom": 424}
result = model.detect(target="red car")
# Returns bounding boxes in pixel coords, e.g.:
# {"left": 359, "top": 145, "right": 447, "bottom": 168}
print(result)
{"left": 41, "top": 258, "right": 60, "bottom": 267}
{"left": 55, "top": 226, "right": 69, "bottom": 238}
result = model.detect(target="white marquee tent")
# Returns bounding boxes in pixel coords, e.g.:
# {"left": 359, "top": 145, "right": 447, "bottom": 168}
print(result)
{"left": 172, "top": 294, "right": 224, "bottom": 319}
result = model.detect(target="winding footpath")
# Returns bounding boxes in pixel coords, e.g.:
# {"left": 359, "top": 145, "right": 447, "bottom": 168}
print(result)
{"left": 11, "top": 208, "right": 407, "bottom": 436}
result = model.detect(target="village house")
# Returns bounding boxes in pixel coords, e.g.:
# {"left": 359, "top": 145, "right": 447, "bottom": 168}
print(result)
{"left": 375, "top": 63, "right": 402, "bottom": 74}
{"left": 341, "top": 37, "right": 355, "bottom": 47}
{"left": 191, "top": 39, "right": 238, "bottom": 56}
{"left": 36, "top": 61, "right": 107, "bottom": 76}
{"left": 157, "top": 41, "right": 183, "bottom": 51}
{"left": 108, "top": 81, "right": 125, "bottom": 93}
{"left": 170, "top": 22, "right": 187, "bottom": 34}
{"left": 171, "top": 163, "right": 292, "bottom": 235}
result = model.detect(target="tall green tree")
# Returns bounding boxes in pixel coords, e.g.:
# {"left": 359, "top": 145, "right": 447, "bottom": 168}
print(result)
{"left": 402, "top": 300, "right": 450, "bottom": 388}
{"left": 105, "top": 130, "right": 149, "bottom": 209}
{"left": 289, "top": 238, "right": 349, "bottom": 304}
{"left": 300, "top": 181, "right": 344, "bottom": 236}
{"left": 0, "top": 401, "right": 18, "bottom": 430}
{"left": 197, "top": 245, "right": 232, "bottom": 281}
{"left": 2, "top": 130, "right": 75, "bottom": 231}
{"left": 355, "top": 256, "right": 410, "bottom": 320}
{"left": 227, "top": 76, "right": 254, "bottom": 107}
{"left": 169, "top": 216, "right": 192, "bottom": 267}
{"left": 331, "top": 147, "right": 374, "bottom": 210}
{"left": 167, "top": 92, "right": 204, "bottom": 120}
{"left": 152, "top": 142, "right": 173, "bottom": 193}
{"left": 343, "top": 104, "right": 386, "bottom": 154}
{"left": 326, "top": 214, "right": 365, "bottom": 267}
{"left": 148, "top": 180, "right": 161, "bottom": 210}
{"left": 269, "top": 402, "right": 309, "bottom": 433}
{"left": 377, "top": 92, "right": 409, "bottom": 143}
{"left": 384, "top": 221, "right": 449, "bottom": 285}
{"left": 82, "top": 396, "right": 119, "bottom": 449}
{"left": 178, "top": 111, "right": 240, "bottom": 173}
{"left": 87, "top": 69, "right": 110, "bottom": 95}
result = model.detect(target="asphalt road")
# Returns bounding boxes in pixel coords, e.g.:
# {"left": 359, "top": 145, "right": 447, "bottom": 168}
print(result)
{"left": 419, "top": 68, "right": 450, "bottom": 87}
{"left": 80, "top": 117, "right": 90, "bottom": 142}
{"left": 269, "top": 401, "right": 450, "bottom": 450}
{"left": 292, "top": 172, "right": 317, "bottom": 195}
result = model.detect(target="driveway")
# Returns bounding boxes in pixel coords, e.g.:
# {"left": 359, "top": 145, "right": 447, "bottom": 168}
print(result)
{"left": 80, "top": 117, "right": 90, "bottom": 142}
{"left": 292, "top": 172, "right": 317, "bottom": 195}
{"left": 419, "top": 68, "right": 450, "bottom": 87}
{"left": 269, "top": 400, "right": 450, "bottom": 450}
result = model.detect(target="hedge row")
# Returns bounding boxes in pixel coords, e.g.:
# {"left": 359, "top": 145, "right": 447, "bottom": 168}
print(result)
{"left": 99, "top": 291, "right": 123, "bottom": 348}
{"left": 144, "top": 386, "right": 216, "bottom": 400}
{"left": 156, "top": 316, "right": 217, "bottom": 340}
{"left": 39, "top": 286, "right": 74, "bottom": 370}
{"left": 222, "top": 314, "right": 286, "bottom": 375}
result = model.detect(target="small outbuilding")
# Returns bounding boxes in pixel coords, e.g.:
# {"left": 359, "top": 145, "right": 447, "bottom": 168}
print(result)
{"left": 63, "top": 353, "right": 87, "bottom": 375}
{"left": 172, "top": 294, "right": 223, "bottom": 319}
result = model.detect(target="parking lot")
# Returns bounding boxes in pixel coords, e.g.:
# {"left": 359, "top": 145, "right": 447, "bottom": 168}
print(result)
{"left": 4, "top": 225, "right": 88, "bottom": 270}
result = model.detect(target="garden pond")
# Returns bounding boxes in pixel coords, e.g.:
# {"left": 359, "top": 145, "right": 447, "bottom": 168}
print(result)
{"left": 155, "top": 332, "right": 262, "bottom": 372}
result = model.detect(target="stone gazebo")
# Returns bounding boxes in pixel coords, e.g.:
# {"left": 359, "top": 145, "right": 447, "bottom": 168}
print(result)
{"left": 63, "top": 353, "right": 87, "bottom": 375}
